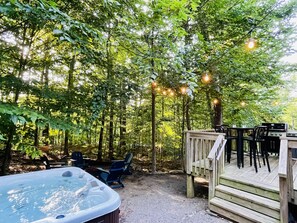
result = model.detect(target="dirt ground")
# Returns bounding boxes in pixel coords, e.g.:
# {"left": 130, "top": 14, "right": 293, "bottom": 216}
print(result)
{"left": 116, "top": 171, "right": 232, "bottom": 223}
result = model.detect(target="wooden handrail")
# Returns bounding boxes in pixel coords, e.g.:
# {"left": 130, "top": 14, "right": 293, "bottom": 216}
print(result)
{"left": 216, "top": 140, "right": 227, "bottom": 161}
{"left": 208, "top": 135, "right": 226, "bottom": 202}
{"left": 208, "top": 135, "right": 225, "bottom": 161}
{"left": 278, "top": 139, "right": 288, "bottom": 178}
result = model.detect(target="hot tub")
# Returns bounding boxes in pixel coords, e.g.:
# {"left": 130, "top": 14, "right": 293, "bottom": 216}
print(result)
{"left": 0, "top": 167, "right": 121, "bottom": 223}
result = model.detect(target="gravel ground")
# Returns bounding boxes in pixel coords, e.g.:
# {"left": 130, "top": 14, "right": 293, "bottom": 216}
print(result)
{"left": 116, "top": 172, "right": 232, "bottom": 223}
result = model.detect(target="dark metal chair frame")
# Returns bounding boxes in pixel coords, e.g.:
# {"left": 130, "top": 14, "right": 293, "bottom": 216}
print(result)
{"left": 214, "top": 125, "right": 236, "bottom": 163}
{"left": 246, "top": 126, "right": 270, "bottom": 173}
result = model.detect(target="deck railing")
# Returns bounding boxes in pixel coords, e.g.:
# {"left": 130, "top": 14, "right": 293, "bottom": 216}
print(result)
{"left": 278, "top": 137, "right": 297, "bottom": 223}
{"left": 185, "top": 130, "right": 222, "bottom": 175}
{"left": 185, "top": 130, "right": 224, "bottom": 197}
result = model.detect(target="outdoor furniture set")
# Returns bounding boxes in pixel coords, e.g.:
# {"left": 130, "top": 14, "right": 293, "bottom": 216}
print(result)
{"left": 215, "top": 124, "right": 270, "bottom": 173}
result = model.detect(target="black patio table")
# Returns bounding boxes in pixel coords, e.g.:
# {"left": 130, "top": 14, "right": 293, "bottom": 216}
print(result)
{"left": 227, "top": 127, "right": 254, "bottom": 168}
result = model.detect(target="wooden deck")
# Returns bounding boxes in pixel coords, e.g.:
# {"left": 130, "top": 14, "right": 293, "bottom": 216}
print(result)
{"left": 223, "top": 152, "right": 297, "bottom": 191}
{"left": 186, "top": 131, "right": 297, "bottom": 222}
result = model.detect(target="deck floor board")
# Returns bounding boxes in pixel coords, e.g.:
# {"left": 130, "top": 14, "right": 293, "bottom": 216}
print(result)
{"left": 191, "top": 152, "right": 297, "bottom": 191}
{"left": 221, "top": 153, "right": 297, "bottom": 191}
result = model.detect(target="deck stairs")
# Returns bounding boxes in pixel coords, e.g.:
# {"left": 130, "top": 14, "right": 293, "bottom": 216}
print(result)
{"left": 209, "top": 175, "right": 280, "bottom": 223}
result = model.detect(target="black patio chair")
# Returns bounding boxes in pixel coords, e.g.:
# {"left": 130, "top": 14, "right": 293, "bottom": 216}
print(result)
{"left": 122, "top": 152, "right": 133, "bottom": 175}
{"left": 71, "top": 151, "right": 88, "bottom": 169}
{"left": 246, "top": 126, "right": 270, "bottom": 173}
{"left": 214, "top": 124, "right": 229, "bottom": 133}
{"left": 97, "top": 160, "right": 125, "bottom": 188}
{"left": 111, "top": 152, "right": 133, "bottom": 175}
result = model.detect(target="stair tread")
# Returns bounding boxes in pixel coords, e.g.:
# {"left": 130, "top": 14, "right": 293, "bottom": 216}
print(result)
{"left": 210, "top": 197, "right": 279, "bottom": 223}
{"left": 216, "top": 185, "right": 280, "bottom": 210}
{"left": 220, "top": 175, "right": 278, "bottom": 193}
{"left": 219, "top": 176, "right": 280, "bottom": 202}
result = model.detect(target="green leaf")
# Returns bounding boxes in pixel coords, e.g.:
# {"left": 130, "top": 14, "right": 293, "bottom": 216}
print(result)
{"left": 10, "top": 115, "right": 18, "bottom": 125}
{"left": 0, "top": 134, "right": 6, "bottom": 141}
{"left": 49, "top": 1, "right": 57, "bottom": 7}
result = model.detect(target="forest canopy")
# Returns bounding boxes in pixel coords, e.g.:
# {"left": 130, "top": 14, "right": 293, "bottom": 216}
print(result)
{"left": 0, "top": 0, "right": 297, "bottom": 174}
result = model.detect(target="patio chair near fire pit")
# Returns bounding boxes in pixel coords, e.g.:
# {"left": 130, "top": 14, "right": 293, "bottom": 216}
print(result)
{"left": 112, "top": 152, "right": 133, "bottom": 175}
{"left": 97, "top": 160, "right": 125, "bottom": 188}
{"left": 71, "top": 151, "right": 88, "bottom": 169}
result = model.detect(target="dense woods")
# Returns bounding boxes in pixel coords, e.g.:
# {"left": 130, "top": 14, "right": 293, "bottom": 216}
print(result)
{"left": 0, "top": 0, "right": 297, "bottom": 175}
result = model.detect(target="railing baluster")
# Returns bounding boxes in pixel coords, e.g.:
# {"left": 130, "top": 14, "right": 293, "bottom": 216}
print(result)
{"left": 195, "top": 138, "right": 199, "bottom": 175}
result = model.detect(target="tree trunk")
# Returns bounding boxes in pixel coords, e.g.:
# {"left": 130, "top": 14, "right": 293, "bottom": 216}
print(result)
{"left": 152, "top": 84, "right": 156, "bottom": 174}
{"left": 97, "top": 113, "right": 105, "bottom": 161}
{"left": 180, "top": 95, "right": 186, "bottom": 171}
{"left": 119, "top": 102, "right": 127, "bottom": 156}
{"left": 108, "top": 106, "right": 114, "bottom": 160}
{"left": 37, "top": 47, "right": 50, "bottom": 148}
{"left": 42, "top": 124, "right": 49, "bottom": 144}
{"left": 183, "top": 20, "right": 192, "bottom": 131}
{"left": 185, "top": 97, "right": 192, "bottom": 130}
{"left": 64, "top": 55, "right": 76, "bottom": 156}
{"left": 1, "top": 127, "right": 15, "bottom": 175}
{"left": 64, "top": 130, "right": 69, "bottom": 156}
{"left": 34, "top": 123, "right": 39, "bottom": 148}
{"left": 213, "top": 99, "right": 222, "bottom": 127}
{"left": 206, "top": 91, "right": 214, "bottom": 128}
{"left": 149, "top": 28, "right": 157, "bottom": 174}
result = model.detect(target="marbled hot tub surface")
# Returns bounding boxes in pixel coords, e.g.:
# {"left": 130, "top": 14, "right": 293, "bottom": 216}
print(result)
{"left": 0, "top": 167, "right": 121, "bottom": 223}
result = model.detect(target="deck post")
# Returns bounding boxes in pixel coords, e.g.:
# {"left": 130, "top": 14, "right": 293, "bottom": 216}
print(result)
{"left": 279, "top": 139, "right": 289, "bottom": 223}
{"left": 208, "top": 159, "right": 215, "bottom": 202}
{"left": 279, "top": 177, "right": 288, "bottom": 223}
{"left": 186, "top": 174, "right": 195, "bottom": 198}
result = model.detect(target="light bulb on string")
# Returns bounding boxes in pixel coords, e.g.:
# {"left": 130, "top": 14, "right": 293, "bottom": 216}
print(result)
{"left": 202, "top": 71, "right": 211, "bottom": 84}
{"left": 240, "top": 101, "right": 246, "bottom": 107}
{"left": 181, "top": 87, "right": 187, "bottom": 94}
{"left": 213, "top": 98, "right": 219, "bottom": 105}
{"left": 246, "top": 38, "right": 256, "bottom": 49}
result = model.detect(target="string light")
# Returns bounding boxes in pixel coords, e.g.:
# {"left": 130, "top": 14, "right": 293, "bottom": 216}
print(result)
{"left": 151, "top": 82, "right": 186, "bottom": 97}
{"left": 246, "top": 38, "right": 256, "bottom": 49}
{"left": 213, "top": 98, "right": 219, "bottom": 105}
{"left": 240, "top": 101, "right": 246, "bottom": 107}
{"left": 202, "top": 72, "right": 211, "bottom": 83}
{"left": 180, "top": 87, "right": 187, "bottom": 94}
